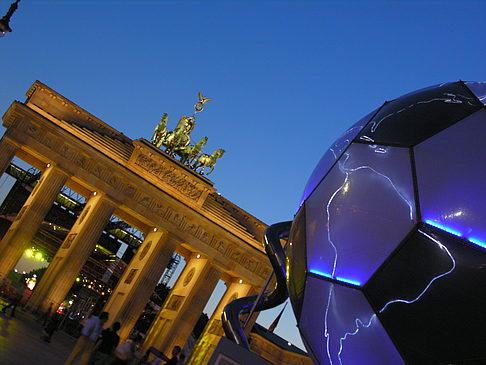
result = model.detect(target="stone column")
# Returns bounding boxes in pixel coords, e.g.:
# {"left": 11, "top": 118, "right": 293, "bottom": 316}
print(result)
{"left": 28, "top": 192, "right": 115, "bottom": 313}
{"left": 0, "top": 165, "right": 68, "bottom": 278}
{"left": 186, "top": 278, "right": 255, "bottom": 365}
{"left": 0, "top": 138, "right": 17, "bottom": 178}
{"left": 143, "top": 254, "right": 220, "bottom": 354}
{"left": 103, "top": 229, "right": 177, "bottom": 341}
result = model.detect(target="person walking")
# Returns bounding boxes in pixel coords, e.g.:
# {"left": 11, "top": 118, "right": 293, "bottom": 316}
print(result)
{"left": 41, "top": 312, "right": 62, "bottom": 343}
{"left": 41, "top": 302, "right": 54, "bottom": 326}
{"left": 109, "top": 335, "right": 143, "bottom": 365}
{"left": 1, "top": 283, "right": 24, "bottom": 317}
{"left": 64, "top": 311, "right": 109, "bottom": 365}
{"left": 91, "top": 321, "right": 121, "bottom": 365}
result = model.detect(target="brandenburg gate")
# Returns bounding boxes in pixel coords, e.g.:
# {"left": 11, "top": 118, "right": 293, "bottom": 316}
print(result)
{"left": 0, "top": 81, "right": 271, "bottom": 362}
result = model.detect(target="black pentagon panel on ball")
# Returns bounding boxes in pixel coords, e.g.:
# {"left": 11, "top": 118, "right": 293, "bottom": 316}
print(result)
{"left": 365, "top": 224, "right": 486, "bottom": 364}
{"left": 286, "top": 205, "right": 307, "bottom": 321}
{"left": 356, "top": 82, "right": 483, "bottom": 147}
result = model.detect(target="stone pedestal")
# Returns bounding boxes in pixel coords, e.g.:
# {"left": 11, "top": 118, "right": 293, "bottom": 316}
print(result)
{"left": 103, "top": 229, "right": 177, "bottom": 341}
{"left": 0, "top": 165, "right": 68, "bottom": 278}
{"left": 28, "top": 192, "right": 115, "bottom": 313}
{"left": 187, "top": 279, "right": 254, "bottom": 365}
{"left": 143, "top": 254, "right": 220, "bottom": 354}
{"left": 0, "top": 138, "right": 17, "bottom": 177}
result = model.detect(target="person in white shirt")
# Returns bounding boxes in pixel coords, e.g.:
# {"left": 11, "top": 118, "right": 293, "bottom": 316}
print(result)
{"left": 64, "top": 311, "right": 109, "bottom": 365}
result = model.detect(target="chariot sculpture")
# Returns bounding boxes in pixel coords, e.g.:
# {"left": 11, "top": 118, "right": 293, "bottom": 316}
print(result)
{"left": 150, "top": 92, "right": 224, "bottom": 176}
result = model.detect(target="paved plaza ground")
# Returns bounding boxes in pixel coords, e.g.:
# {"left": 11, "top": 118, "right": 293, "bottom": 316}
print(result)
{"left": 0, "top": 305, "right": 76, "bottom": 365}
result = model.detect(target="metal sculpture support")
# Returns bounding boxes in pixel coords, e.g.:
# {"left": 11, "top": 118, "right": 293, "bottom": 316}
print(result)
{"left": 222, "top": 221, "right": 292, "bottom": 350}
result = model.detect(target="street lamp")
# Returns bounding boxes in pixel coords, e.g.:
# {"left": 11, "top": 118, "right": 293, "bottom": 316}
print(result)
{"left": 0, "top": 0, "right": 20, "bottom": 37}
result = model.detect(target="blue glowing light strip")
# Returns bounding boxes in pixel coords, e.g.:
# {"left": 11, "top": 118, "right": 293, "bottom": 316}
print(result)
{"left": 309, "top": 269, "right": 332, "bottom": 279}
{"left": 468, "top": 237, "right": 486, "bottom": 249}
{"left": 309, "top": 269, "right": 361, "bottom": 287}
{"left": 335, "top": 276, "right": 361, "bottom": 286}
{"left": 425, "top": 220, "right": 486, "bottom": 250}
{"left": 425, "top": 220, "right": 462, "bottom": 237}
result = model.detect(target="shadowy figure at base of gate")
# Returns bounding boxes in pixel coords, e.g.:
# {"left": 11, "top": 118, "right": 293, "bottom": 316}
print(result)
{"left": 90, "top": 321, "right": 121, "bottom": 365}
{"left": 64, "top": 311, "right": 109, "bottom": 365}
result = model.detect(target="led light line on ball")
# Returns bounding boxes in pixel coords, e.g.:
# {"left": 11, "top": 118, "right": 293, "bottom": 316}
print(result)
{"left": 309, "top": 269, "right": 361, "bottom": 287}
{"left": 425, "top": 220, "right": 462, "bottom": 237}
{"left": 425, "top": 220, "right": 486, "bottom": 249}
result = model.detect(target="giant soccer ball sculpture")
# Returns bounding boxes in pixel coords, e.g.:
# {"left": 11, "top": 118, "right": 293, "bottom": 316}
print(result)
{"left": 287, "top": 82, "right": 486, "bottom": 364}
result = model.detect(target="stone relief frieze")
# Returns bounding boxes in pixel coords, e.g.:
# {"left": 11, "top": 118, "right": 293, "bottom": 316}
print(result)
{"left": 25, "top": 123, "right": 39, "bottom": 138}
{"left": 124, "top": 269, "right": 138, "bottom": 284}
{"left": 62, "top": 233, "right": 77, "bottom": 249}
{"left": 60, "top": 143, "right": 75, "bottom": 160}
{"left": 138, "top": 240, "right": 152, "bottom": 261}
{"left": 24, "top": 121, "right": 56, "bottom": 150}
{"left": 166, "top": 295, "right": 184, "bottom": 311}
{"left": 208, "top": 319, "right": 225, "bottom": 336}
{"left": 163, "top": 207, "right": 271, "bottom": 279}
{"left": 133, "top": 152, "right": 204, "bottom": 202}
{"left": 183, "top": 268, "right": 195, "bottom": 287}
{"left": 73, "top": 153, "right": 89, "bottom": 169}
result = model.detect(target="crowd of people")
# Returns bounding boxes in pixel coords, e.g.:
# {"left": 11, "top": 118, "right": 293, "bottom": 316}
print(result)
{"left": 0, "top": 277, "right": 186, "bottom": 365}
{"left": 58, "top": 311, "right": 185, "bottom": 365}
{"left": 0, "top": 295, "right": 185, "bottom": 365}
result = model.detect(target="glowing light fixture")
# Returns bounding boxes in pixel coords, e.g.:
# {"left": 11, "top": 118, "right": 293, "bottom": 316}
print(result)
{"left": 26, "top": 277, "right": 36, "bottom": 290}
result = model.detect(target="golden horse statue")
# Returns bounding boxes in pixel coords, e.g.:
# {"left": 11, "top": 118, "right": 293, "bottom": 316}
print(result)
{"left": 192, "top": 148, "right": 225, "bottom": 175}
{"left": 177, "top": 136, "right": 208, "bottom": 165}
{"left": 151, "top": 113, "right": 168, "bottom": 148}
